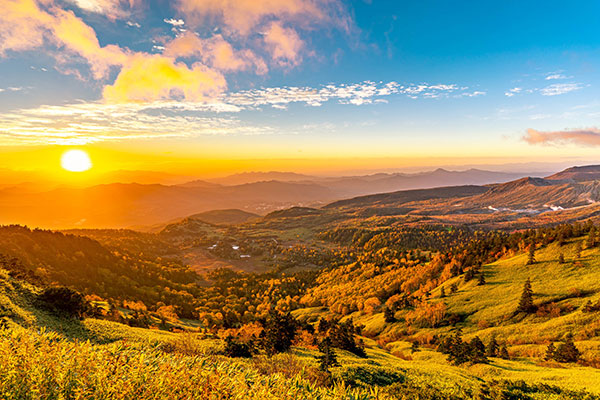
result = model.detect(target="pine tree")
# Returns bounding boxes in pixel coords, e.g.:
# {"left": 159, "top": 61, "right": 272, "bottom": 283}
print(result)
{"left": 316, "top": 337, "right": 339, "bottom": 371}
{"left": 527, "top": 243, "right": 536, "bottom": 265}
{"left": 486, "top": 337, "right": 499, "bottom": 357}
{"left": 558, "top": 253, "right": 565, "bottom": 264}
{"left": 517, "top": 278, "right": 535, "bottom": 314}
{"left": 450, "top": 283, "right": 458, "bottom": 293}
{"left": 440, "top": 286, "right": 446, "bottom": 298}
{"left": 554, "top": 333, "right": 581, "bottom": 363}
{"left": 544, "top": 343, "right": 555, "bottom": 361}
{"left": 469, "top": 337, "right": 488, "bottom": 364}
{"left": 383, "top": 306, "right": 396, "bottom": 323}
{"left": 477, "top": 271, "right": 486, "bottom": 286}
{"left": 499, "top": 345, "right": 510, "bottom": 359}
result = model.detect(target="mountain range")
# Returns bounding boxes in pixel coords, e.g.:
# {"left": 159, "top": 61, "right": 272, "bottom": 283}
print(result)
{"left": 1, "top": 166, "right": 594, "bottom": 229}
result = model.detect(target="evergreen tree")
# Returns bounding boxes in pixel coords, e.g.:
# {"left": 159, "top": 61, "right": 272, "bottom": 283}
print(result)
{"left": 477, "top": 271, "right": 486, "bottom": 286}
{"left": 486, "top": 337, "right": 499, "bottom": 357}
{"left": 558, "top": 253, "right": 565, "bottom": 264}
{"left": 383, "top": 306, "right": 396, "bottom": 323}
{"left": 440, "top": 286, "right": 446, "bottom": 298}
{"left": 554, "top": 333, "right": 581, "bottom": 363}
{"left": 259, "top": 311, "right": 298, "bottom": 356}
{"left": 316, "top": 337, "right": 339, "bottom": 371}
{"left": 517, "top": 278, "right": 535, "bottom": 314}
{"left": 469, "top": 337, "right": 488, "bottom": 364}
{"left": 499, "top": 345, "right": 510, "bottom": 359}
{"left": 544, "top": 343, "right": 555, "bottom": 361}
{"left": 527, "top": 243, "right": 536, "bottom": 265}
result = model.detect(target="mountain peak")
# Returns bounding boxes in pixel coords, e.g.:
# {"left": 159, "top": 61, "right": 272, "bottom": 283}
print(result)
{"left": 546, "top": 165, "right": 600, "bottom": 181}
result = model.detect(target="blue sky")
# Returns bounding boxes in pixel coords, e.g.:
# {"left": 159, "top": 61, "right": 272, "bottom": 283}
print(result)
{"left": 1, "top": 0, "right": 600, "bottom": 173}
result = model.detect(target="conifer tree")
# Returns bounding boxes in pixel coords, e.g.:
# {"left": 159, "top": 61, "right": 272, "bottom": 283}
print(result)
{"left": 440, "top": 286, "right": 446, "bottom": 298}
{"left": 554, "top": 333, "right": 581, "bottom": 363}
{"left": 558, "top": 253, "right": 565, "bottom": 264}
{"left": 477, "top": 271, "right": 486, "bottom": 286}
{"left": 486, "top": 337, "right": 498, "bottom": 357}
{"left": 383, "top": 306, "right": 396, "bottom": 323}
{"left": 316, "top": 337, "right": 339, "bottom": 371}
{"left": 517, "top": 278, "right": 535, "bottom": 314}
{"left": 469, "top": 337, "right": 488, "bottom": 364}
{"left": 527, "top": 243, "right": 536, "bottom": 265}
{"left": 499, "top": 345, "right": 510, "bottom": 359}
{"left": 545, "top": 343, "right": 555, "bottom": 361}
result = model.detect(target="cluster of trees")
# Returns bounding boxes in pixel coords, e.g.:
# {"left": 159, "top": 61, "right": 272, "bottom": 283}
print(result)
{"left": 545, "top": 334, "right": 581, "bottom": 363}
{"left": 438, "top": 330, "right": 509, "bottom": 365}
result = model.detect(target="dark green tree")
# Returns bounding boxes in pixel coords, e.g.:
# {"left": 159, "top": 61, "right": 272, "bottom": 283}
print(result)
{"left": 486, "top": 337, "right": 499, "bottom": 357}
{"left": 411, "top": 340, "right": 420, "bottom": 353}
{"left": 544, "top": 343, "right": 555, "bottom": 361}
{"left": 316, "top": 337, "right": 339, "bottom": 371}
{"left": 527, "top": 244, "right": 536, "bottom": 265}
{"left": 558, "top": 253, "right": 565, "bottom": 264}
{"left": 383, "top": 306, "right": 396, "bottom": 323}
{"left": 554, "top": 333, "right": 581, "bottom": 363}
{"left": 440, "top": 286, "right": 446, "bottom": 298}
{"left": 259, "top": 311, "right": 298, "bottom": 356}
{"left": 517, "top": 278, "right": 535, "bottom": 314}
{"left": 499, "top": 345, "right": 510, "bottom": 360}
{"left": 477, "top": 271, "right": 486, "bottom": 286}
{"left": 469, "top": 337, "right": 488, "bottom": 364}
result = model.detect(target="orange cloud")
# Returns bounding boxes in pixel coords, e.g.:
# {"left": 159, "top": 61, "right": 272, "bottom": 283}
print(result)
{"left": 263, "top": 22, "right": 304, "bottom": 67}
{"left": 66, "top": 0, "right": 135, "bottom": 19}
{"left": 176, "top": 0, "right": 326, "bottom": 34}
{"left": 524, "top": 128, "right": 600, "bottom": 146}
{"left": 102, "top": 53, "right": 226, "bottom": 102}
{"left": 52, "top": 8, "right": 128, "bottom": 78}
{"left": 0, "top": 0, "right": 52, "bottom": 55}
{"left": 0, "top": 0, "right": 227, "bottom": 103}
{"left": 165, "top": 32, "right": 267, "bottom": 74}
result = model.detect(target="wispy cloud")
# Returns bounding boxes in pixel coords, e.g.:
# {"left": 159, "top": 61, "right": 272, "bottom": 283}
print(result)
{"left": 504, "top": 87, "right": 522, "bottom": 97}
{"left": 539, "top": 83, "right": 584, "bottom": 96}
{"left": 523, "top": 127, "right": 600, "bottom": 146}
{"left": 0, "top": 80, "right": 484, "bottom": 145}
{"left": 0, "top": 101, "right": 268, "bottom": 145}
{"left": 545, "top": 73, "right": 571, "bottom": 80}
{"left": 225, "top": 81, "right": 475, "bottom": 108}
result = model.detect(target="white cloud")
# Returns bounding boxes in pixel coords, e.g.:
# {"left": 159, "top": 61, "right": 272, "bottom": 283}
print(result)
{"left": 126, "top": 21, "right": 141, "bottom": 28}
{"left": 504, "top": 87, "right": 522, "bottom": 97}
{"left": 0, "top": 101, "right": 260, "bottom": 145}
{"left": 540, "top": 83, "right": 584, "bottom": 96}
{"left": 164, "top": 18, "right": 185, "bottom": 26}
{"left": 545, "top": 73, "right": 570, "bottom": 80}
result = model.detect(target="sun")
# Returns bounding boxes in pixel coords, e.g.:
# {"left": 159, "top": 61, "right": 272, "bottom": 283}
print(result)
{"left": 61, "top": 149, "right": 92, "bottom": 172}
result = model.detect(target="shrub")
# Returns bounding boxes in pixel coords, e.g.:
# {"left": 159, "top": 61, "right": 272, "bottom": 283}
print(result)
{"left": 38, "top": 286, "right": 89, "bottom": 319}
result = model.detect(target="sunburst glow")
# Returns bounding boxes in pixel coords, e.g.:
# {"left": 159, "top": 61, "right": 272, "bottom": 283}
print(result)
{"left": 61, "top": 149, "right": 92, "bottom": 172}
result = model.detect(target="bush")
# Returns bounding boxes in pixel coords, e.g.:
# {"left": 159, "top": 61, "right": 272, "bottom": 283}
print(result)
{"left": 223, "top": 335, "right": 254, "bottom": 358}
{"left": 38, "top": 286, "right": 89, "bottom": 319}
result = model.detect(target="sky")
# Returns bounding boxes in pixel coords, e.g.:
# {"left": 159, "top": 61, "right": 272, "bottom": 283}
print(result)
{"left": 1, "top": 0, "right": 600, "bottom": 179}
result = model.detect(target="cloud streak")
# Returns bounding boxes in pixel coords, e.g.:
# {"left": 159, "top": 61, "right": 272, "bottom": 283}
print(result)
{"left": 524, "top": 128, "right": 600, "bottom": 146}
